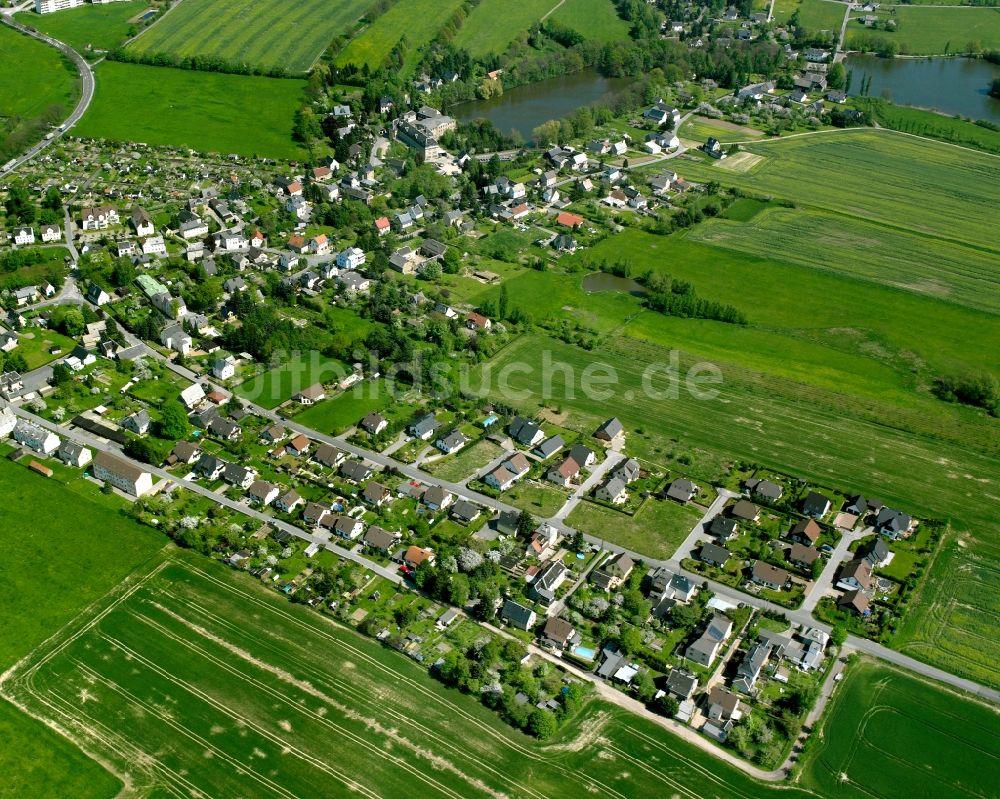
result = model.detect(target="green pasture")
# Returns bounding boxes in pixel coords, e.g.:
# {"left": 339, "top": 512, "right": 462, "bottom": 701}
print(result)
{"left": 336, "top": 0, "right": 464, "bottom": 71}
{"left": 453, "top": 0, "right": 555, "bottom": 57}
{"left": 75, "top": 61, "right": 306, "bottom": 159}
{"left": 233, "top": 353, "right": 350, "bottom": 409}
{"left": 16, "top": 0, "right": 148, "bottom": 52}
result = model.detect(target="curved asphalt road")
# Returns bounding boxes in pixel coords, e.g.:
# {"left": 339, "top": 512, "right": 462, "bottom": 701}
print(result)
{"left": 0, "top": 8, "right": 96, "bottom": 178}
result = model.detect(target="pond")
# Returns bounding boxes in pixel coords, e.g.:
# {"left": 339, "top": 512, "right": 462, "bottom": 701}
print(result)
{"left": 582, "top": 272, "right": 647, "bottom": 296}
{"left": 453, "top": 67, "right": 632, "bottom": 141}
{"left": 845, "top": 54, "right": 1000, "bottom": 124}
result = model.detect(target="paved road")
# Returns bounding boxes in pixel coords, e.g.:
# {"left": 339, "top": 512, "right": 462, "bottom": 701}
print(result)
{"left": 669, "top": 488, "right": 739, "bottom": 562}
{"left": 801, "top": 525, "right": 868, "bottom": 613}
{"left": 551, "top": 451, "right": 623, "bottom": 522}
{"left": 19, "top": 337, "right": 1000, "bottom": 706}
{"left": 0, "top": 12, "right": 96, "bottom": 178}
{"left": 6, "top": 403, "right": 406, "bottom": 585}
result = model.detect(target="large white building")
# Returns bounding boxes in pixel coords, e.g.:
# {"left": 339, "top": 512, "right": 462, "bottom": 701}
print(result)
{"left": 92, "top": 450, "right": 154, "bottom": 497}
{"left": 35, "top": 0, "right": 128, "bottom": 13}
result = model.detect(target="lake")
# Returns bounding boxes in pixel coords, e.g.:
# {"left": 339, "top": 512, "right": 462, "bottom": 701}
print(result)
{"left": 845, "top": 54, "right": 1000, "bottom": 124}
{"left": 454, "top": 68, "right": 632, "bottom": 141}
{"left": 582, "top": 272, "right": 647, "bottom": 296}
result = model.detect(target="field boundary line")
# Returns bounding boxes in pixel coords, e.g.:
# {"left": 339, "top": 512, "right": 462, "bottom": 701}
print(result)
{"left": 179, "top": 561, "right": 635, "bottom": 799}
{"left": 0, "top": 553, "right": 171, "bottom": 690}
{"left": 159, "top": 587, "right": 550, "bottom": 799}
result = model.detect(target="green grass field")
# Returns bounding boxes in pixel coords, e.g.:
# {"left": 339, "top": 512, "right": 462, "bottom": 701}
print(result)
{"left": 128, "top": 0, "right": 374, "bottom": 73}
{"left": 336, "top": 0, "right": 464, "bottom": 71}
{"left": 0, "top": 24, "right": 78, "bottom": 160}
{"left": 674, "top": 129, "right": 1000, "bottom": 253}
{"left": 0, "top": 552, "right": 867, "bottom": 799}
{"left": 851, "top": 6, "right": 1000, "bottom": 54}
{"left": 892, "top": 531, "right": 1000, "bottom": 689}
{"left": 75, "top": 61, "right": 306, "bottom": 159}
{"left": 0, "top": 457, "right": 166, "bottom": 799}
{"left": 678, "top": 115, "right": 766, "bottom": 144}
{"left": 453, "top": 0, "right": 556, "bottom": 57}
{"left": 687, "top": 207, "right": 1000, "bottom": 314}
{"left": 233, "top": 353, "right": 350, "bottom": 409}
{"left": 16, "top": 0, "right": 148, "bottom": 52}
{"left": 424, "top": 438, "right": 504, "bottom": 482}
{"left": 796, "top": 0, "right": 846, "bottom": 32}
{"left": 294, "top": 379, "right": 396, "bottom": 433}
{"left": 549, "top": 0, "right": 631, "bottom": 42}
{"left": 865, "top": 101, "right": 1000, "bottom": 155}
{"left": 566, "top": 498, "right": 702, "bottom": 559}
{"left": 800, "top": 659, "right": 1000, "bottom": 797}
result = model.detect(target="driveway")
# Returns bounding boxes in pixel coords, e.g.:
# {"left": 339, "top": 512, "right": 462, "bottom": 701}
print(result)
{"left": 669, "top": 488, "right": 738, "bottom": 562}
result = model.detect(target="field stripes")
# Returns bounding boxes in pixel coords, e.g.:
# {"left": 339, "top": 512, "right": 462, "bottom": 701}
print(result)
{"left": 128, "top": 0, "right": 375, "bottom": 73}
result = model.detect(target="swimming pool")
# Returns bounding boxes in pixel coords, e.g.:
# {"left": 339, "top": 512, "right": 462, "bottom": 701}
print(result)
{"left": 572, "top": 646, "right": 596, "bottom": 660}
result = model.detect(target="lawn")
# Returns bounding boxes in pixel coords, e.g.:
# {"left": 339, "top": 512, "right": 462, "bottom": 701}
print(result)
{"left": 233, "top": 353, "right": 350, "bottom": 409}
{"left": 294, "top": 378, "right": 397, "bottom": 433}
{"left": 795, "top": 0, "right": 846, "bottom": 33}
{"left": 673, "top": 128, "right": 1000, "bottom": 246}
{"left": 0, "top": 457, "right": 166, "bottom": 799}
{"left": 566, "top": 497, "right": 702, "bottom": 560}
{"left": 549, "top": 0, "right": 631, "bottom": 42}
{"left": 503, "top": 479, "right": 568, "bottom": 517}
{"left": 799, "top": 658, "right": 1000, "bottom": 798}
{"left": 128, "top": 0, "right": 375, "bottom": 73}
{"left": 453, "top": 0, "right": 556, "bottom": 57}
{"left": 582, "top": 229, "right": 1000, "bottom": 379}
{"left": 423, "top": 438, "right": 504, "bottom": 483}
{"left": 687, "top": 207, "right": 1000, "bottom": 315}
{"left": 860, "top": 6, "right": 1000, "bottom": 55}
{"left": 12, "top": 329, "right": 79, "bottom": 370}
{"left": 74, "top": 62, "right": 306, "bottom": 159}
{"left": 336, "top": 0, "right": 464, "bottom": 71}
{"left": 2, "top": 552, "right": 873, "bottom": 799}
{"left": 16, "top": 0, "right": 148, "bottom": 52}
{"left": 0, "top": 24, "right": 78, "bottom": 161}
{"left": 678, "top": 115, "right": 766, "bottom": 144}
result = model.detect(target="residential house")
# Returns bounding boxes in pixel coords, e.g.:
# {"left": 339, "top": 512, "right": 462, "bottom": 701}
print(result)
{"left": 839, "top": 589, "right": 870, "bottom": 616}
{"left": 363, "top": 481, "right": 391, "bottom": 506}
{"left": 434, "top": 428, "right": 467, "bottom": 455}
{"left": 403, "top": 545, "right": 435, "bottom": 569}
{"left": 451, "top": 499, "right": 481, "bottom": 524}
{"left": 207, "top": 416, "right": 240, "bottom": 441}
{"left": 666, "top": 478, "right": 698, "bottom": 503}
{"left": 293, "top": 383, "right": 326, "bottom": 405}
{"left": 80, "top": 205, "right": 119, "bottom": 230}
{"left": 86, "top": 283, "right": 111, "bottom": 306}
{"left": 362, "top": 526, "right": 397, "bottom": 553}
{"left": 595, "top": 477, "right": 628, "bottom": 504}
{"left": 788, "top": 543, "right": 821, "bottom": 570}
{"left": 665, "top": 668, "right": 698, "bottom": 700}
{"left": 340, "top": 459, "right": 372, "bottom": 483}
{"left": 130, "top": 208, "right": 155, "bottom": 237}
{"left": 40, "top": 223, "right": 61, "bottom": 243}
{"left": 802, "top": 491, "right": 832, "bottom": 518}
{"left": 285, "top": 433, "right": 311, "bottom": 457}
{"left": 302, "top": 502, "right": 330, "bottom": 527}
{"left": 509, "top": 416, "right": 544, "bottom": 447}
{"left": 731, "top": 499, "right": 760, "bottom": 522}
{"left": 501, "top": 599, "right": 537, "bottom": 631}
{"left": 56, "top": 440, "right": 92, "bottom": 468}
{"left": 789, "top": 518, "right": 822, "bottom": 546}
{"left": 733, "top": 642, "right": 771, "bottom": 694}
{"left": 313, "top": 442, "right": 346, "bottom": 468}
{"left": 751, "top": 561, "right": 789, "bottom": 591}
{"left": 685, "top": 615, "right": 734, "bottom": 667}
{"left": 546, "top": 456, "right": 580, "bottom": 487}
{"left": 529, "top": 561, "right": 568, "bottom": 605}
{"left": 159, "top": 324, "right": 191, "bottom": 355}
{"left": 710, "top": 516, "right": 739, "bottom": 541}
{"left": 749, "top": 479, "right": 783, "bottom": 502}
{"left": 836, "top": 559, "right": 872, "bottom": 591}
{"left": 408, "top": 412, "right": 438, "bottom": 440}
{"left": 168, "top": 440, "right": 200, "bottom": 466}
{"left": 485, "top": 452, "right": 530, "bottom": 491}
{"left": 593, "top": 417, "right": 624, "bottom": 443}
{"left": 875, "top": 508, "right": 912, "bottom": 539}
{"left": 466, "top": 312, "right": 492, "bottom": 331}
{"left": 248, "top": 480, "right": 280, "bottom": 506}
{"left": 532, "top": 434, "right": 564, "bottom": 460}
{"left": 700, "top": 542, "right": 731, "bottom": 567}
{"left": 12, "top": 226, "right": 35, "bottom": 246}
{"left": 703, "top": 137, "right": 726, "bottom": 159}
{"left": 196, "top": 453, "right": 227, "bottom": 481}
{"left": 859, "top": 538, "right": 891, "bottom": 569}
{"left": 591, "top": 552, "right": 635, "bottom": 591}
{"left": 541, "top": 617, "right": 577, "bottom": 650}
{"left": 12, "top": 420, "right": 60, "bottom": 455}
{"left": 612, "top": 458, "right": 640, "bottom": 484}
{"left": 179, "top": 383, "right": 206, "bottom": 410}
{"left": 274, "top": 489, "right": 303, "bottom": 514}
{"left": 422, "top": 485, "right": 453, "bottom": 511}
{"left": 223, "top": 463, "right": 256, "bottom": 489}
{"left": 359, "top": 412, "right": 388, "bottom": 436}
{"left": 121, "top": 409, "right": 151, "bottom": 436}
{"left": 92, "top": 451, "right": 153, "bottom": 497}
